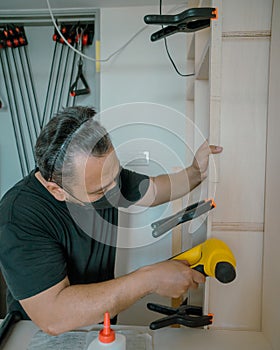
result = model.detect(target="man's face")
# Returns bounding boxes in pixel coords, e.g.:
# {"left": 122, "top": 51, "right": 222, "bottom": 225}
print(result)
{"left": 67, "top": 147, "right": 121, "bottom": 204}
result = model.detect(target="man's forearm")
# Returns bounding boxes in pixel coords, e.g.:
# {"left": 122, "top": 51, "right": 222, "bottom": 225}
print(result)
{"left": 22, "top": 267, "right": 153, "bottom": 335}
{"left": 151, "top": 165, "right": 202, "bottom": 205}
{"left": 20, "top": 259, "right": 205, "bottom": 335}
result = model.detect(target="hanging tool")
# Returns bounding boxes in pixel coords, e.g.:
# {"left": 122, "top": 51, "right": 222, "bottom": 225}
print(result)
{"left": 11, "top": 48, "right": 36, "bottom": 158}
{"left": 0, "top": 50, "right": 26, "bottom": 176}
{"left": 46, "top": 44, "right": 66, "bottom": 125}
{"left": 52, "top": 22, "right": 94, "bottom": 47}
{"left": 69, "top": 29, "right": 90, "bottom": 97}
{"left": 20, "top": 44, "right": 41, "bottom": 137}
{"left": 0, "top": 48, "right": 30, "bottom": 175}
{"left": 0, "top": 24, "right": 42, "bottom": 173}
{"left": 172, "top": 237, "right": 237, "bottom": 284}
{"left": 147, "top": 297, "right": 213, "bottom": 330}
{"left": 66, "top": 45, "right": 78, "bottom": 107}
{"left": 0, "top": 24, "right": 28, "bottom": 48}
{"left": 144, "top": 7, "right": 218, "bottom": 42}
{"left": 56, "top": 45, "right": 71, "bottom": 112}
{"left": 151, "top": 198, "right": 215, "bottom": 238}
{"left": 69, "top": 57, "right": 90, "bottom": 97}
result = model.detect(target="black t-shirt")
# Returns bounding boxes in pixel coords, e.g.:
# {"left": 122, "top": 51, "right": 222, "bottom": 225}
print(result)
{"left": 0, "top": 168, "right": 149, "bottom": 319}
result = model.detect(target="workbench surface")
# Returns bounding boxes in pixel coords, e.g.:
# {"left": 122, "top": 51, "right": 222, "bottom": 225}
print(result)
{"left": 0, "top": 320, "right": 272, "bottom": 350}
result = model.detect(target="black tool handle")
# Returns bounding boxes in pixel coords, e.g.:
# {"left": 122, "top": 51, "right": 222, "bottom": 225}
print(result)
{"left": 147, "top": 302, "right": 176, "bottom": 316}
{"left": 151, "top": 200, "right": 205, "bottom": 229}
{"left": 0, "top": 311, "right": 22, "bottom": 347}
{"left": 149, "top": 314, "right": 212, "bottom": 330}
{"left": 152, "top": 199, "right": 215, "bottom": 238}
{"left": 144, "top": 8, "right": 216, "bottom": 25}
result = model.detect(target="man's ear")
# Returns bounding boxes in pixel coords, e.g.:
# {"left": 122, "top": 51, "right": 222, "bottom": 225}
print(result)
{"left": 45, "top": 182, "right": 66, "bottom": 201}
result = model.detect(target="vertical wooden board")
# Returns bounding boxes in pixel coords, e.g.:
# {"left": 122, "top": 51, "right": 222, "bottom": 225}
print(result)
{"left": 213, "top": 38, "right": 269, "bottom": 224}
{"left": 171, "top": 197, "right": 183, "bottom": 312}
{"left": 194, "top": 80, "right": 210, "bottom": 149}
{"left": 208, "top": 231, "right": 263, "bottom": 330}
{"left": 262, "top": 0, "right": 280, "bottom": 346}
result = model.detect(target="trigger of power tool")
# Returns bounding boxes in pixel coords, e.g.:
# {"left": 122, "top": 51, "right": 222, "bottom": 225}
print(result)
{"left": 172, "top": 237, "right": 237, "bottom": 284}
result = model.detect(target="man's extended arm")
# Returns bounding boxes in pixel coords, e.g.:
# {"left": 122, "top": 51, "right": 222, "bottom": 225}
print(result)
{"left": 20, "top": 259, "right": 205, "bottom": 335}
{"left": 137, "top": 141, "right": 223, "bottom": 206}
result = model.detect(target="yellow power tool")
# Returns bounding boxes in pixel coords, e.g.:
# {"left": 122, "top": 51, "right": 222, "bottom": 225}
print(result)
{"left": 172, "top": 238, "right": 237, "bottom": 283}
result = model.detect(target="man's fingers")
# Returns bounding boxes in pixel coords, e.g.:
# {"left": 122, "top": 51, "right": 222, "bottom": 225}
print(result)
{"left": 193, "top": 271, "right": 206, "bottom": 284}
{"left": 209, "top": 145, "right": 223, "bottom": 154}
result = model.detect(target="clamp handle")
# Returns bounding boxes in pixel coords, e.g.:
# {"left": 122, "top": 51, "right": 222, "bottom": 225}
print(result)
{"left": 144, "top": 7, "right": 218, "bottom": 42}
{"left": 0, "top": 311, "right": 22, "bottom": 347}
{"left": 144, "top": 8, "right": 217, "bottom": 25}
{"left": 147, "top": 298, "right": 213, "bottom": 330}
{"left": 151, "top": 199, "right": 215, "bottom": 238}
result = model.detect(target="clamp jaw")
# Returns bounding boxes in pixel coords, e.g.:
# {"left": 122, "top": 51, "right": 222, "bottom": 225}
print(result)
{"left": 144, "top": 7, "right": 218, "bottom": 42}
{"left": 148, "top": 297, "right": 213, "bottom": 330}
{"left": 151, "top": 199, "right": 216, "bottom": 238}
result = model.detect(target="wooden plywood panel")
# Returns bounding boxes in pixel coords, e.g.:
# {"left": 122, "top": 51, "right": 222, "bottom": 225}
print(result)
{"left": 213, "top": 38, "right": 269, "bottom": 224}
{"left": 154, "top": 327, "right": 272, "bottom": 350}
{"left": 222, "top": 0, "right": 272, "bottom": 33}
{"left": 208, "top": 231, "right": 263, "bottom": 331}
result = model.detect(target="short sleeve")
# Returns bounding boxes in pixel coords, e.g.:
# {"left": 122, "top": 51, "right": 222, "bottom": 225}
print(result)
{"left": 0, "top": 222, "right": 67, "bottom": 300}
{"left": 119, "top": 168, "right": 150, "bottom": 208}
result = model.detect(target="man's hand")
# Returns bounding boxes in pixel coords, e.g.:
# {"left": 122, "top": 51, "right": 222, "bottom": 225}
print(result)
{"left": 143, "top": 260, "right": 206, "bottom": 298}
{"left": 136, "top": 140, "right": 223, "bottom": 207}
{"left": 192, "top": 140, "right": 223, "bottom": 181}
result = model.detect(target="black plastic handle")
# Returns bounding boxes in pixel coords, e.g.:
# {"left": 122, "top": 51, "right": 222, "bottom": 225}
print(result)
{"left": 151, "top": 199, "right": 215, "bottom": 238}
{"left": 144, "top": 8, "right": 217, "bottom": 25}
{"left": 0, "top": 311, "right": 22, "bottom": 347}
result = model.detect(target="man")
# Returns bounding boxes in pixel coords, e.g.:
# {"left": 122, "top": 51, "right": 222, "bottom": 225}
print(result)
{"left": 0, "top": 106, "right": 222, "bottom": 335}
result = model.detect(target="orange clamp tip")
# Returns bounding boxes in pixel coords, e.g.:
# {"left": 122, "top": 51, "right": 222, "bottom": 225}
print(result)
{"left": 212, "top": 8, "right": 218, "bottom": 20}
{"left": 206, "top": 198, "right": 216, "bottom": 208}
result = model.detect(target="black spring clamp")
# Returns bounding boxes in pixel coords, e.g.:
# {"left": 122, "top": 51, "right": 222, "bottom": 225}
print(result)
{"left": 144, "top": 7, "right": 218, "bottom": 42}
{"left": 147, "top": 297, "right": 213, "bottom": 330}
{"left": 151, "top": 199, "right": 216, "bottom": 238}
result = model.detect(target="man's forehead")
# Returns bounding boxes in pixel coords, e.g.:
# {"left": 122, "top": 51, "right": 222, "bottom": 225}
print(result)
{"left": 73, "top": 149, "right": 120, "bottom": 185}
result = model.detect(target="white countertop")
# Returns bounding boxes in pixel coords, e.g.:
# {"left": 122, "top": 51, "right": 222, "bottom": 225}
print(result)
{"left": 0, "top": 320, "right": 272, "bottom": 350}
